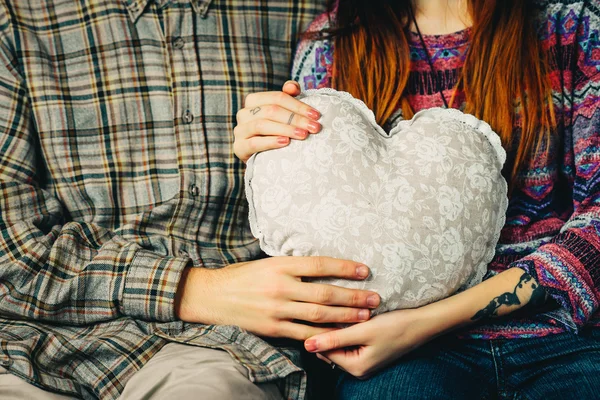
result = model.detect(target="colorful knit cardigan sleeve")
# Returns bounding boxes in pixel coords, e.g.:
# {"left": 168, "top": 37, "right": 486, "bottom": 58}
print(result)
{"left": 515, "top": 2, "right": 600, "bottom": 332}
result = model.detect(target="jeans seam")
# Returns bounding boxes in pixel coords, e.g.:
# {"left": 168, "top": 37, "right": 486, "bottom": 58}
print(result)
{"left": 490, "top": 340, "right": 506, "bottom": 397}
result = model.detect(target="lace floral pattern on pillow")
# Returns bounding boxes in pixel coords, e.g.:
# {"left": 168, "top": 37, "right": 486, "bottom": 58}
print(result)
{"left": 245, "top": 89, "right": 508, "bottom": 314}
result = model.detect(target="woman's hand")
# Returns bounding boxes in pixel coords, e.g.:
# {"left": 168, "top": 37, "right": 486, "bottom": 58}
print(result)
{"left": 234, "top": 81, "right": 322, "bottom": 163}
{"left": 303, "top": 267, "right": 550, "bottom": 378}
{"left": 304, "top": 308, "right": 437, "bottom": 379}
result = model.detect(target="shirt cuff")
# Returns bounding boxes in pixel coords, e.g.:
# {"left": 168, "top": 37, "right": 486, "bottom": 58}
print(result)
{"left": 121, "top": 249, "right": 189, "bottom": 322}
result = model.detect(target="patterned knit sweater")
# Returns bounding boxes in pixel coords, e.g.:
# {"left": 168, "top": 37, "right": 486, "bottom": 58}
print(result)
{"left": 291, "top": 0, "right": 600, "bottom": 339}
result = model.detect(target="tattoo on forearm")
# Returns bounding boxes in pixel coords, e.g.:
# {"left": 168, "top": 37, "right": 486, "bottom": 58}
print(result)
{"left": 250, "top": 107, "right": 261, "bottom": 115}
{"left": 471, "top": 272, "right": 548, "bottom": 321}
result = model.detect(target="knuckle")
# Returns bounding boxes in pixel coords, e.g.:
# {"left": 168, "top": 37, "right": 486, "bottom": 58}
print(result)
{"left": 244, "top": 93, "right": 255, "bottom": 106}
{"left": 351, "top": 291, "right": 362, "bottom": 307}
{"left": 265, "top": 105, "right": 279, "bottom": 118}
{"left": 268, "top": 303, "right": 283, "bottom": 319}
{"left": 291, "top": 327, "right": 309, "bottom": 341}
{"left": 247, "top": 138, "right": 257, "bottom": 153}
{"left": 316, "top": 287, "right": 333, "bottom": 304}
{"left": 327, "top": 334, "right": 340, "bottom": 349}
{"left": 233, "top": 125, "right": 241, "bottom": 138}
{"left": 271, "top": 258, "right": 289, "bottom": 274}
{"left": 265, "top": 298, "right": 284, "bottom": 316}
{"left": 267, "top": 282, "right": 284, "bottom": 299}
{"left": 310, "top": 257, "right": 325, "bottom": 276}
{"left": 297, "top": 328, "right": 311, "bottom": 341}
{"left": 343, "top": 261, "right": 356, "bottom": 276}
{"left": 253, "top": 119, "right": 265, "bottom": 133}
{"left": 267, "top": 257, "right": 282, "bottom": 268}
{"left": 252, "top": 119, "right": 263, "bottom": 133}
{"left": 235, "top": 109, "right": 244, "bottom": 122}
{"left": 276, "top": 91, "right": 287, "bottom": 103}
{"left": 345, "top": 309, "right": 358, "bottom": 323}
{"left": 308, "top": 306, "right": 324, "bottom": 322}
{"left": 263, "top": 323, "right": 280, "bottom": 337}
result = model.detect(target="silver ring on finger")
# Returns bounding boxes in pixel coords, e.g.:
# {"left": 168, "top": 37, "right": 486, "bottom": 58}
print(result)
{"left": 287, "top": 112, "right": 295, "bottom": 125}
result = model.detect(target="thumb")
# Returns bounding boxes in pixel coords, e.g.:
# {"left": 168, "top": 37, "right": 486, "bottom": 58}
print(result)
{"left": 282, "top": 80, "right": 301, "bottom": 96}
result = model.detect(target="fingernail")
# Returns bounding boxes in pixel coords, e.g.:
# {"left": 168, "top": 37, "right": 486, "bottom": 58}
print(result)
{"left": 307, "top": 109, "right": 321, "bottom": 120}
{"left": 305, "top": 340, "right": 318, "bottom": 352}
{"left": 358, "top": 309, "right": 370, "bottom": 321}
{"left": 356, "top": 265, "right": 369, "bottom": 278}
{"left": 307, "top": 121, "right": 321, "bottom": 133}
{"left": 294, "top": 128, "right": 308, "bottom": 139}
{"left": 278, "top": 137, "right": 290, "bottom": 145}
{"left": 367, "top": 295, "right": 380, "bottom": 308}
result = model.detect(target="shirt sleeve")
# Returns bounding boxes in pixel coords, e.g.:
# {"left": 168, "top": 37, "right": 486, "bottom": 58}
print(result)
{"left": 291, "top": 12, "right": 335, "bottom": 91}
{"left": 513, "top": 3, "right": 600, "bottom": 332}
{"left": 0, "top": 6, "right": 188, "bottom": 325}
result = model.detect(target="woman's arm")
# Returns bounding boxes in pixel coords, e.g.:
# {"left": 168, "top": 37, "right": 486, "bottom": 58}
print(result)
{"left": 303, "top": 266, "right": 551, "bottom": 379}
{"left": 422, "top": 267, "right": 550, "bottom": 338}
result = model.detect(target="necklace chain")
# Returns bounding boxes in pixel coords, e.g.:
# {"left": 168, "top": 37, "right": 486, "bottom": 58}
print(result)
{"left": 409, "top": 5, "right": 450, "bottom": 109}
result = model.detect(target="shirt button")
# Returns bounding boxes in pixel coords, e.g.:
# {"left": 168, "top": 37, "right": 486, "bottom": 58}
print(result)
{"left": 182, "top": 110, "right": 194, "bottom": 124}
{"left": 172, "top": 37, "right": 185, "bottom": 49}
{"left": 198, "top": 5, "right": 208, "bottom": 17}
{"left": 0, "top": 359, "right": 12, "bottom": 367}
{"left": 189, "top": 183, "right": 200, "bottom": 196}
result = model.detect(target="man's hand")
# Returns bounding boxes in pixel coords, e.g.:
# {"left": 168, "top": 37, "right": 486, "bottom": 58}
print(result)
{"left": 175, "top": 256, "right": 381, "bottom": 341}
{"left": 234, "top": 81, "right": 321, "bottom": 163}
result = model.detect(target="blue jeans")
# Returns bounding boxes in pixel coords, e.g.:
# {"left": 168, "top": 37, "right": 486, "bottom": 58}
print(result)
{"left": 337, "top": 328, "right": 600, "bottom": 400}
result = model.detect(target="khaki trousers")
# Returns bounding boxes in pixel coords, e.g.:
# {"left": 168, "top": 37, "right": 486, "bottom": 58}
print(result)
{"left": 0, "top": 343, "right": 283, "bottom": 399}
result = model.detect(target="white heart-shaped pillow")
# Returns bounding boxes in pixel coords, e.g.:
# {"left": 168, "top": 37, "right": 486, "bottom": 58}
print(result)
{"left": 245, "top": 89, "right": 508, "bottom": 314}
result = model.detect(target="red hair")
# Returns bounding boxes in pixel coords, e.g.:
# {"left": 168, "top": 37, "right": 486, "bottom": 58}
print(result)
{"left": 326, "top": 0, "right": 556, "bottom": 186}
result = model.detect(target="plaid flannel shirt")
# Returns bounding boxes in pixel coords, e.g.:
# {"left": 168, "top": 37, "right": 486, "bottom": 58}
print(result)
{"left": 0, "top": 0, "right": 324, "bottom": 398}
